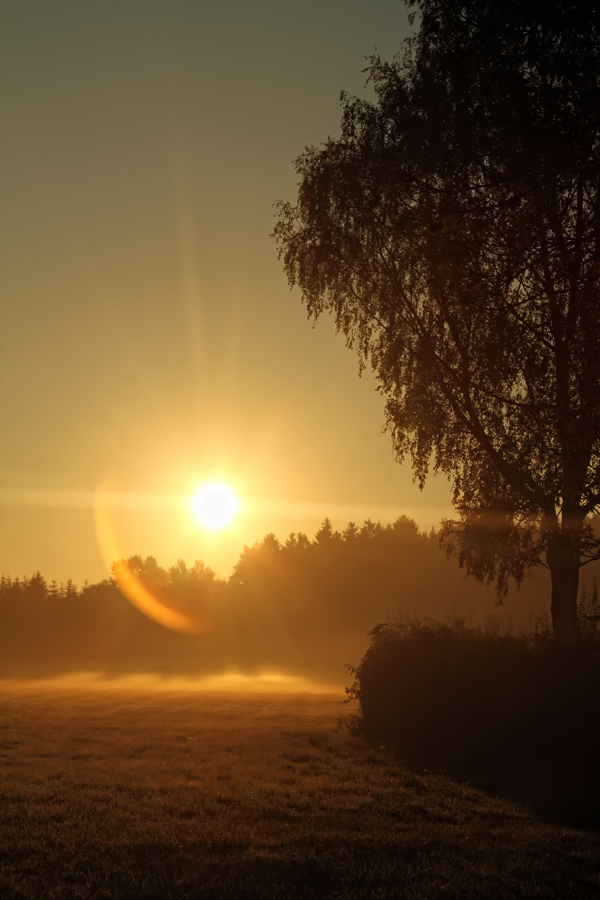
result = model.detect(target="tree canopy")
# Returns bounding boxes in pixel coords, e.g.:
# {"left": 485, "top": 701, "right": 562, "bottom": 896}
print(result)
{"left": 274, "top": 0, "right": 600, "bottom": 638}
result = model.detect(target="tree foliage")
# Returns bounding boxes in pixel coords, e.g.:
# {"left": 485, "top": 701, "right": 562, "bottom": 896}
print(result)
{"left": 274, "top": 0, "right": 600, "bottom": 637}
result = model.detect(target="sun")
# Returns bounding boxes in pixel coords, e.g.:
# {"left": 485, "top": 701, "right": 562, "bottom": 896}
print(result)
{"left": 191, "top": 482, "right": 239, "bottom": 530}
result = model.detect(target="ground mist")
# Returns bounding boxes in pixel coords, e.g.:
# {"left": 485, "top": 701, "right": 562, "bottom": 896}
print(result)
{"left": 0, "top": 517, "right": 565, "bottom": 684}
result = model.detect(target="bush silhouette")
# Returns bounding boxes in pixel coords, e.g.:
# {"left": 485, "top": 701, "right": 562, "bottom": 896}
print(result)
{"left": 348, "top": 616, "right": 600, "bottom": 826}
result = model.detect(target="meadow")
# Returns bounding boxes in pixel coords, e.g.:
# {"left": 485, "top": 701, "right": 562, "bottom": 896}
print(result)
{"left": 1, "top": 681, "right": 599, "bottom": 899}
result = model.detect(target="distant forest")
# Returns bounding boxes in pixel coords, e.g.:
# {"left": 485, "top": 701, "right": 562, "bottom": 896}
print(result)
{"left": 2, "top": 517, "right": 598, "bottom": 681}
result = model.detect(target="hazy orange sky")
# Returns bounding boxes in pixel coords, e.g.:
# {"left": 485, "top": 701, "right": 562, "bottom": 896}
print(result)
{"left": 0, "top": 1, "right": 454, "bottom": 584}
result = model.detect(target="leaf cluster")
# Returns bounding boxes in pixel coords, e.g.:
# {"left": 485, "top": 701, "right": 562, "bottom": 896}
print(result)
{"left": 274, "top": 0, "right": 600, "bottom": 585}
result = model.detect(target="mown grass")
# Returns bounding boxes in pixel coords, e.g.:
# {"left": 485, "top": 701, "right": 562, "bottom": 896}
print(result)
{"left": 0, "top": 681, "right": 599, "bottom": 899}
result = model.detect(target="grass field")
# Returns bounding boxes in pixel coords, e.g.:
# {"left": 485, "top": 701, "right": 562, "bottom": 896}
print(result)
{"left": 1, "top": 678, "right": 599, "bottom": 899}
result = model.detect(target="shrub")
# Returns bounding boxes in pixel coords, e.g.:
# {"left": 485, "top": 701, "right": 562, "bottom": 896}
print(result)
{"left": 347, "top": 615, "right": 600, "bottom": 825}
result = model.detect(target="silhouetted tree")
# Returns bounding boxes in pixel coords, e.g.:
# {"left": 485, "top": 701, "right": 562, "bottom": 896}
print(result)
{"left": 391, "top": 516, "right": 421, "bottom": 539}
{"left": 360, "top": 520, "right": 384, "bottom": 542}
{"left": 314, "top": 517, "right": 340, "bottom": 545}
{"left": 296, "top": 531, "right": 311, "bottom": 551}
{"left": 274, "top": 0, "right": 600, "bottom": 638}
{"left": 343, "top": 521, "right": 359, "bottom": 541}
{"left": 230, "top": 533, "right": 282, "bottom": 586}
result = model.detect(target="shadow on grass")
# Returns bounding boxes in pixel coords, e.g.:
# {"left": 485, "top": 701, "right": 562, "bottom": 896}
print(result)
{"left": 347, "top": 616, "right": 600, "bottom": 829}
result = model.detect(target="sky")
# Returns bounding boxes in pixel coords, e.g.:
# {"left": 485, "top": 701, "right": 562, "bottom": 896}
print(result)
{"left": 0, "top": 0, "right": 454, "bottom": 584}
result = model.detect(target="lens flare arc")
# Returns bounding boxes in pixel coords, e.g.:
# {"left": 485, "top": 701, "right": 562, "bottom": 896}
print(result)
{"left": 94, "top": 483, "right": 207, "bottom": 634}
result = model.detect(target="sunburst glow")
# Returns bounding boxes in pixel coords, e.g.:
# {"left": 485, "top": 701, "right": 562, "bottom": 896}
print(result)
{"left": 191, "top": 483, "right": 239, "bottom": 530}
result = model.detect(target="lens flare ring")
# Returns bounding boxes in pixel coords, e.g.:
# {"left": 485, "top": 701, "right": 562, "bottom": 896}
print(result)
{"left": 94, "top": 478, "right": 207, "bottom": 634}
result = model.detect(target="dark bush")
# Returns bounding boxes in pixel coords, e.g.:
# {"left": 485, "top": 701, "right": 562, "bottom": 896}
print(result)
{"left": 348, "top": 616, "right": 600, "bottom": 826}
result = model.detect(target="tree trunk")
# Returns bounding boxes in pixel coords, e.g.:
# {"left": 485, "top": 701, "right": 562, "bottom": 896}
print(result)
{"left": 547, "top": 532, "right": 581, "bottom": 640}
{"left": 550, "top": 565, "right": 581, "bottom": 639}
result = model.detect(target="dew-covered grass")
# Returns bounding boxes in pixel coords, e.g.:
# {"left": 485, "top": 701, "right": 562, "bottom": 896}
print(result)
{"left": 0, "top": 680, "right": 599, "bottom": 898}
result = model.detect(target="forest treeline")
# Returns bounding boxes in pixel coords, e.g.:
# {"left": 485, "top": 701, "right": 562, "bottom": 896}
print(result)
{"left": 1, "top": 516, "right": 596, "bottom": 680}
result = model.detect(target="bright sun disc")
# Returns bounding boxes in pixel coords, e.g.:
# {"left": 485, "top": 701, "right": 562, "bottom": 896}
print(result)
{"left": 191, "top": 483, "right": 239, "bottom": 530}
